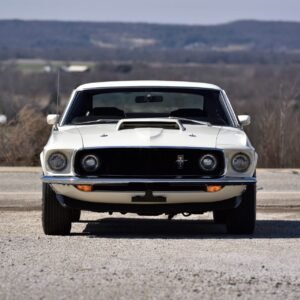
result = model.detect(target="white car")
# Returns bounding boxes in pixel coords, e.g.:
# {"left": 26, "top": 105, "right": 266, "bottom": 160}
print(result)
{"left": 41, "top": 81, "right": 257, "bottom": 235}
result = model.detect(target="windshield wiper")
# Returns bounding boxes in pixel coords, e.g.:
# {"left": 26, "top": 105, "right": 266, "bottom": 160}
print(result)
{"left": 168, "top": 117, "right": 211, "bottom": 126}
{"left": 72, "top": 119, "right": 119, "bottom": 125}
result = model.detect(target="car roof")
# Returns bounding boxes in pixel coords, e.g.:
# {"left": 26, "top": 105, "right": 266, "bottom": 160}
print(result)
{"left": 75, "top": 80, "right": 221, "bottom": 91}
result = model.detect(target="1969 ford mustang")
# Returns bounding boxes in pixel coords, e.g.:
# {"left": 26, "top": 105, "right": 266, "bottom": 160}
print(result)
{"left": 41, "top": 81, "right": 257, "bottom": 235}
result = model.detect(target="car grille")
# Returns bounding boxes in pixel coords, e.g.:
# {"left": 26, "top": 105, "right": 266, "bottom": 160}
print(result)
{"left": 74, "top": 148, "right": 225, "bottom": 178}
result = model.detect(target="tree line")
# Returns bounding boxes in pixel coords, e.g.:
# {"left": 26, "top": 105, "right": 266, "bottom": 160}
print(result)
{"left": 0, "top": 62, "right": 299, "bottom": 167}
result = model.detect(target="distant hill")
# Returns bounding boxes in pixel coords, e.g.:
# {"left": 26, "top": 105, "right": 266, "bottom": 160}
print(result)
{"left": 1, "top": 20, "right": 300, "bottom": 63}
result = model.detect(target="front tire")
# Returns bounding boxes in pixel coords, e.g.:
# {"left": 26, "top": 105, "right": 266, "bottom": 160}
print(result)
{"left": 226, "top": 183, "right": 256, "bottom": 234}
{"left": 42, "top": 183, "right": 72, "bottom": 235}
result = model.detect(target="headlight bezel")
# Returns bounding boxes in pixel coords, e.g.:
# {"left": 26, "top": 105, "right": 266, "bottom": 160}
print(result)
{"left": 199, "top": 154, "right": 218, "bottom": 172}
{"left": 81, "top": 154, "right": 99, "bottom": 172}
{"left": 231, "top": 153, "right": 251, "bottom": 172}
{"left": 47, "top": 152, "right": 68, "bottom": 172}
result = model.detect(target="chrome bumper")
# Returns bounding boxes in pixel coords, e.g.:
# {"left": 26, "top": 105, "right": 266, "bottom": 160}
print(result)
{"left": 42, "top": 176, "right": 256, "bottom": 186}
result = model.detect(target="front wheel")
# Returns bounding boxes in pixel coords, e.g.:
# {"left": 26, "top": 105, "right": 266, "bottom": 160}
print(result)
{"left": 226, "top": 183, "right": 256, "bottom": 234}
{"left": 42, "top": 183, "right": 72, "bottom": 235}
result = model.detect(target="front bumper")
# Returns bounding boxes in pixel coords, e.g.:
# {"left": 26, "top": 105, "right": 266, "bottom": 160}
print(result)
{"left": 42, "top": 176, "right": 256, "bottom": 186}
{"left": 42, "top": 176, "right": 255, "bottom": 205}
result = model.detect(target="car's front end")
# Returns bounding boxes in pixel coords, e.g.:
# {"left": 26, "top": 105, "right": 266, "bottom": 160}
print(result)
{"left": 41, "top": 81, "right": 257, "bottom": 235}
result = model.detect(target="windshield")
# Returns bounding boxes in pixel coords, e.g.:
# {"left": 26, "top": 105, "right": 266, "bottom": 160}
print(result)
{"left": 63, "top": 88, "right": 231, "bottom": 126}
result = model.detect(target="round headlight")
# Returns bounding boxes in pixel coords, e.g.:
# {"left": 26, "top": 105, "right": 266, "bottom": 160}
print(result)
{"left": 199, "top": 154, "right": 217, "bottom": 171}
{"left": 232, "top": 153, "right": 250, "bottom": 172}
{"left": 81, "top": 155, "right": 99, "bottom": 172}
{"left": 48, "top": 152, "right": 67, "bottom": 171}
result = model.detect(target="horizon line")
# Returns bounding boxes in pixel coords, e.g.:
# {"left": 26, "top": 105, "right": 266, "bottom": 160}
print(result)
{"left": 0, "top": 18, "right": 300, "bottom": 27}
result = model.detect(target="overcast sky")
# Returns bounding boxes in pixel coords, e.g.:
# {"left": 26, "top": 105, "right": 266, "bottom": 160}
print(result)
{"left": 1, "top": 0, "right": 300, "bottom": 25}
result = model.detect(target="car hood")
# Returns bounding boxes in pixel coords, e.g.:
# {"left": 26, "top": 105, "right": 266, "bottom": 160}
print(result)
{"left": 45, "top": 123, "right": 249, "bottom": 153}
{"left": 66, "top": 123, "right": 249, "bottom": 149}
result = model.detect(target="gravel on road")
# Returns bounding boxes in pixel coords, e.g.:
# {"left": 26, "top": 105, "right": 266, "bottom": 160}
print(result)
{"left": 1, "top": 210, "right": 300, "bottom": 300}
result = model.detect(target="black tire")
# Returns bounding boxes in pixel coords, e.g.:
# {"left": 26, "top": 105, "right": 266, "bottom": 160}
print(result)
{"left": 42, "top": 183, "right": 72, "bottom": 235}
{"left": 71, "top": 209, "right": 81, "bottom": 222}
{"left": 213, "top": 210, "right": 228, "bottom": 224}
{"left": 226, "top": 183, "right": 256, "bottom": 234}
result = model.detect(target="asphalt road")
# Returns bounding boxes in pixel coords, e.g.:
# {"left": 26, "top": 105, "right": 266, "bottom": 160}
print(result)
{"left": 1, "top": 168, "right": 300, "bottom": 299}
{"left": 1, "top": 210, "right": 300, "bottom": 299}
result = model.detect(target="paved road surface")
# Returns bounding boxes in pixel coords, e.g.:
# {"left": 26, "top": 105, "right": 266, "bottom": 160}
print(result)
{"left": 1, "top": 168, "right": 300, "bottom": 299}
{"left": 1, "top": 210, "right": 300, "bottom": 299}
{"left": 0, "top": 168, "right": 300, "bottom": 209}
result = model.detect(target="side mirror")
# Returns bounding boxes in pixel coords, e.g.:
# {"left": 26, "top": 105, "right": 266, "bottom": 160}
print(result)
{"left": 47, "top": 114, "right": 60, "bottom": 126}
{"left": 238, "top": 115, "right": 251, "bottom": 126}
{"left": 0, "top": 114, "right": 7, "bottom": 125}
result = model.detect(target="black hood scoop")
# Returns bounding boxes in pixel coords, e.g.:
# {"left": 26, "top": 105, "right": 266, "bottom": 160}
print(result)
{"left": 116, "top": 119, "right": 183, "bottom": 131}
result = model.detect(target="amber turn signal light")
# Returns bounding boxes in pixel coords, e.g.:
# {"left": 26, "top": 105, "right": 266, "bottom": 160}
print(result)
{"left": 75, "top": 185, "right": 93, "bottom": 192}
{"left": 206, "top": 185, "right": 223, "bottom": 193}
